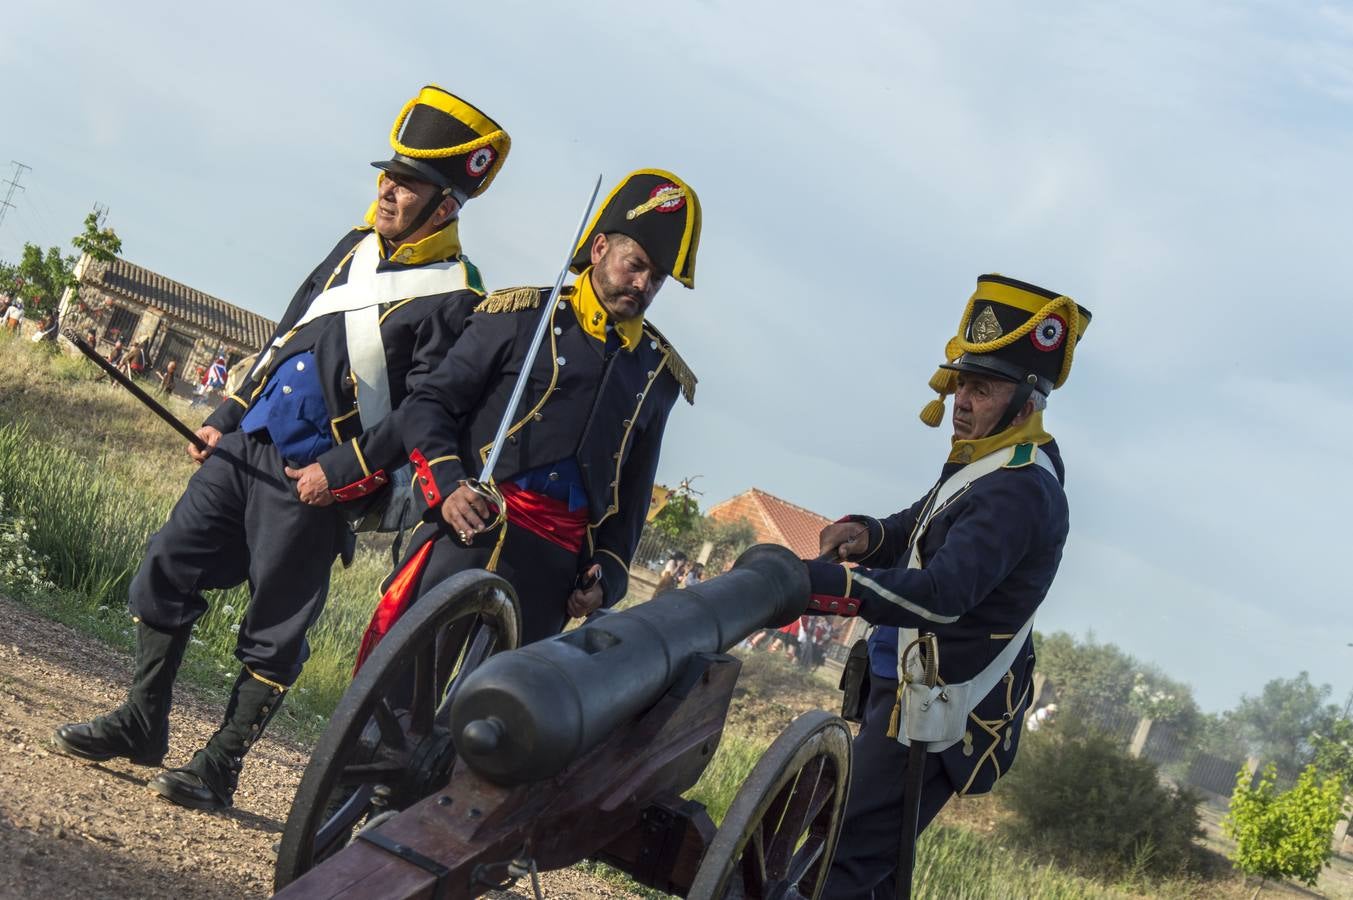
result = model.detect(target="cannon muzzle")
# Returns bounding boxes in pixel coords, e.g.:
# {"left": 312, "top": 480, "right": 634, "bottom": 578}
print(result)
{"left": 448, "top": 543, "right": 808, "bottom": 785}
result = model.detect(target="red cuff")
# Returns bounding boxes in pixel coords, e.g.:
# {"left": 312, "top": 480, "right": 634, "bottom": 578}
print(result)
{"left": 809, "top": 594, "right": 861, "bottom": 616}
{"left": 410, "top": 449, "right": 442, "bottom": 508}
{"left": 329, "top": 470, "right": 389, "bottom": 503}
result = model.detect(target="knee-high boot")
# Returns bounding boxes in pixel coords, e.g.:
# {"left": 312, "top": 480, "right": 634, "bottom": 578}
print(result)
{"left": 150, "top": 668, "right": 286, "bottom": 810}
{"left": 53, "top": 619, "right": 192, "bottom": 766}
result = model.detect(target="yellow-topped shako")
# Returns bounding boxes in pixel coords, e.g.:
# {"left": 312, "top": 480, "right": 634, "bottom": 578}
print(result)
{"left": 370, "top": 84, "right": 511, "bottom": 241}
{"left": 568, "top": 168, "right": 702, "bottom": 288}
{"left": 920, "top": 274, "right": 1092, "bottom": 435}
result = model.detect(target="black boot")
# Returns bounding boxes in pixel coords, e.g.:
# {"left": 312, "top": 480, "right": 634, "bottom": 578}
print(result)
{"left": 53, "top": 620, "right": 191, "bottom": 766}
{"left": 151, "top": 669, "right": 286, "bottom": 811}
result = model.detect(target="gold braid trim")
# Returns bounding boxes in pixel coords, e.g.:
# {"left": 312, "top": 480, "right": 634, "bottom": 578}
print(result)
{"left": 919, "top": 291, "right": 1082, "bottom": 427}
{"left": 474, "top": 287, "right": 541, "bottom": 314}
{"left": 644, "top": 322, "right": 697, "bottom": 404}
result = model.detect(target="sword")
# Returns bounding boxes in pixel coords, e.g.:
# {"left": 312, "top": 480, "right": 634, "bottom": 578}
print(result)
{"left": 896, "top": 632, "right": 939, "bottom": 899}
{"left": 66, "top": 332, "right": 208, "bottom": 450}
{"left": 462, "top": 174, "right": 603, "bottom": 531}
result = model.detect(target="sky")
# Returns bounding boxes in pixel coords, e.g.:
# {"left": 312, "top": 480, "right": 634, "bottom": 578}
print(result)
{"left": 2, "top": 0, "right": 1350, "bottom": 713}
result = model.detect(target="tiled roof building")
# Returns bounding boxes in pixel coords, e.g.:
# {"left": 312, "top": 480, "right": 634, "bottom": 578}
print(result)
{"left": 706, "top": 488, "right": 833, "bottom": 560}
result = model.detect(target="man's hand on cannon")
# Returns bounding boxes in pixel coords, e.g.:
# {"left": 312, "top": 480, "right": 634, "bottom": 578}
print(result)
{"left": 442, "top": 483, "right": 498, "bottom": 544}
{"left": 818, "top": 521, "right": 868, "bottom": 561}
{"left": 188, "top": 425, "right": 223, "bottom": 464}
{"left": 286, "top": 463, "right": 335, "bottom": 507}
{"left": 567, "top": 563, "right": 604, "bottom": 618}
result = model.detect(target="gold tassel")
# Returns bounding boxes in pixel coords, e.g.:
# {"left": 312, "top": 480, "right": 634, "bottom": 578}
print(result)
{"left": 474, "top": 287, "right": 541, "bottom": 314}
{"left": 920, "top": 397, "right": 946, "bottom": 427}
{"left": 485, "top": 518, "right": 509, "bottom": 572}
{"left": 927, "top": 367, "right": 956, "bottom": 394}
{"left": 886, "top": 685, "right": 904, "bottom": 739}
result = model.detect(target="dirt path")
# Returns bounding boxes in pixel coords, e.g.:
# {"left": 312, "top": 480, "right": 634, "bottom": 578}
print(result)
{"left": 0, "top": 594, "right": 638, "bottom": 899}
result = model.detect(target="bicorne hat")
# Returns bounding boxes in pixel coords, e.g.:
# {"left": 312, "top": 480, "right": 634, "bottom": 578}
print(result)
{"left": 920, "top": 274, "right": 1092, "bottom": 428}
{"left": 371, "top": 85, "right": 510, "bottom": 204}
{"left": 569, "top": 169, "right": 701, "bottom": 288}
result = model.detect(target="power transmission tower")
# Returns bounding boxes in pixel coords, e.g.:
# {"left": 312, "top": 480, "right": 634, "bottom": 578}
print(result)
{"left": 0, "top": 161, "right": 32, "bottom": 232}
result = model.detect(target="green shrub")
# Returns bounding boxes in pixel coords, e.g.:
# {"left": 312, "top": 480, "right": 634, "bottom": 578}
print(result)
{"left": 999, "top": 727, "right": 1203, "bottom": 876}
{"left": 1224, "top": 762, "right": 1347, "bottom": 889}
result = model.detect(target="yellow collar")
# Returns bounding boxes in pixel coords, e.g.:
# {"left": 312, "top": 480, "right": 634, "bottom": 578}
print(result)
{"left": 948, "top": 411, "right": 1052, "bottom": 465}
{"left": 378, "top": 219, "right": 463, "bottom": 265}
{"left": 572, "top": 267, "right": 644, "bottom": 351}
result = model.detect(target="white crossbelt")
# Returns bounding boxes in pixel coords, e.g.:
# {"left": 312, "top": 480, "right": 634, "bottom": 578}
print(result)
{"left": 249, "top": 232, "right": 469, "bottom": 431}
{"left": 895, "top": 443, "right": 1057, "bottom": 749}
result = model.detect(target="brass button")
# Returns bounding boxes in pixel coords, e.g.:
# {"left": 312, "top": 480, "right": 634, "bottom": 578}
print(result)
{"left": 646, "top": 370, "right": 654, "bottom": 378}
{"left": 508, "top": 435, "right": 518, "bottom": 444}
{"left": 533, "top": 413, "right": 543, "bottom": 422}
{"left": 607, "top": 504, "right": 617, "bottom": 513}
{"left": 557, "top": 356, "right": 567, "bottom": 366}
{"left": 557, "top": 301, "right": 567, "bottom": 310}
{"left": 281, "top": 385, "right": 293, "bottom": 395}
{"left": 548, "top": 471, "right": 559, "bottom": 481}
{"left": 622, "top": 419, "right": 631, "bottom": 428}
{"left": 295, "top": 360, "right": 305, "bottom": 372}
{"left": 635, "top": 393, "right": 643, "bottom": 400}
{"left": 553, "top": 326, "right": 562, "bottom": 335}
{"left": 650, "top": 340, "right": 658, "bottom": 349}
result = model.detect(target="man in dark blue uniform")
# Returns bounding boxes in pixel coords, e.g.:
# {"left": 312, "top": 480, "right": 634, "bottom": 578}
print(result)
{"left": 803, "top": 275, "right": 1092, "bottom": 899}
{"left": 53, "top": 86, "right": 511, "bottom": 812}
{"left": 355, "top": 170, "right": 700, "bottom": 663}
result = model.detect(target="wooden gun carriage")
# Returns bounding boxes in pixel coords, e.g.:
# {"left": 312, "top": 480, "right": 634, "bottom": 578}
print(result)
{"left": 271, "top": 544, "right": 852, "bottom": 900}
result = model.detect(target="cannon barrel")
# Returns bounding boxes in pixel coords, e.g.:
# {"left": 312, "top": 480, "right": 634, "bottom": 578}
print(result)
{"left": 448, "top": 543, "right": 808, "bottom": 785}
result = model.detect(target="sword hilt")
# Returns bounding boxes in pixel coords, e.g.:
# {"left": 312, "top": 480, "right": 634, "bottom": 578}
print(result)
{"left": 462, "top": 478, "right": 506, "bottom": 533}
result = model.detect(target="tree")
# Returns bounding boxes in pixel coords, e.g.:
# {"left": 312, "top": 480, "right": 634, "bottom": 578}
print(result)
{"left": 648, "top": 492, "right": 701, "bottom": 542}
{"left": 0, "top": 210, "right": 122, "bottom": 318}
{"left": 1224, "top": 762, "right": 1347, "bottom": 894}
{"left": 1310, "top": 716, "right": 1353, "bottom": 793}
{"left": 1231, "top": 673, "right": 1340, "bottom": 768}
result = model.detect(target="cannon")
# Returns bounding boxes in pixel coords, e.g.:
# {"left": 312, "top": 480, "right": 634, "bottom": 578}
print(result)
{"left": 272, "top": 544, "right": 853, "bottom": 899}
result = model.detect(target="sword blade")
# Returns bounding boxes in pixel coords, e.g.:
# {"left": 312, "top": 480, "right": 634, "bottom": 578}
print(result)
{"left": 479, "top": 174, "right": 603, "bottom": 486}
{"left": 66, "top": 333, "right": 207, "bottom": 450}
{"left": 896, "top": 738, "right": 928, "bottom": 899}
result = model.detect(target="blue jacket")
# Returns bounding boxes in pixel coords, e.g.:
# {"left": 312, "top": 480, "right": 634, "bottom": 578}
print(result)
{"left": 807, "top": 440, "right": 1068, "bottom": 796}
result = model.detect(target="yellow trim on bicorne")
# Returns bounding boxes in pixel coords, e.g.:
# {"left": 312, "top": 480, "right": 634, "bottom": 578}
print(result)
{"left": 351, "top": 440, "right": 371, "bottom": 478}
{"left": 570, "top": 168, "right": 700, "bottom": 289}
{"left": 947, "top": 411, "right": 1052, "bottom": 466}
{"left": 571, "top": 267, "right": 643, "bottom": 351}
{"left": 245, "top": 666, "right": 290, "bottom": 692}
{"left": 426, "top": 454, "right": 459, "bottom": 467}
{"left": 380, "top": 217, "right": 462, "bottom": 266}
{"left": 479, "top": 313, "right": 561, "bottom": 463}
{"left": 589, "top": 354, "right": 670, "bottom": 530}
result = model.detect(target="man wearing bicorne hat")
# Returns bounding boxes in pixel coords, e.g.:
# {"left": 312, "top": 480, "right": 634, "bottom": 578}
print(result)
{"left": 804, "top": 274, "right": 1092, "bottom": 899}
{"left": 355, "top": 169, "right": 701, "bottom": 664}
{"left": 54, "top": 86, "right": 510, "bottom": 812}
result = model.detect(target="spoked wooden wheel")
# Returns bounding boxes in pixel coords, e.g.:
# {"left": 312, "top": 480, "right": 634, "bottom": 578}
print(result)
{"left": 688, "top": 711, "right": 853, "bottom": 900}
{"left": 273, "top": 569, "right": 520, "bottom": 890}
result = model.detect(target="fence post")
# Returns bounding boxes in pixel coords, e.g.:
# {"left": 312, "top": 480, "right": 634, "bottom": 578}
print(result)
{"left": 1128, "top": 717, "right": 1153, "bottom": 758}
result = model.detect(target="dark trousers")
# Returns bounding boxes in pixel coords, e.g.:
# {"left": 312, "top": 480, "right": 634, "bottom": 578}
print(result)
{"left": 129, "top": 430, "right": 346, "bottom": 685}
{"left": 388, "top": 519, "right": 579, "bottom": 646}
{"left": 822, "top": 673, "right": 956, "bottom": 900}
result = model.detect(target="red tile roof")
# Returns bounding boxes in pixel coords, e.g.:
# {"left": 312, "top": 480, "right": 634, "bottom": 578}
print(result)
{"left": 706, "top": 488, "right": 833, "bottom": 559}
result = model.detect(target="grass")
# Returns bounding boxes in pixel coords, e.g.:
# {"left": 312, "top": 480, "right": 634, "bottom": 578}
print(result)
{"left": 1, "top": 333, "right": 1320, "bottom": 898}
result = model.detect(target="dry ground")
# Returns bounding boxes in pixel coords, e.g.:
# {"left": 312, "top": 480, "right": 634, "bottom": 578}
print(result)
{"left": 0, "top": 593, "right": 635, "bottom": 900}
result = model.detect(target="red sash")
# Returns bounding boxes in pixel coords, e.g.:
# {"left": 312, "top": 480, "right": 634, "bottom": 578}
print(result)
{"left": 500, "top": 482, "right": 588, "bottom": 554}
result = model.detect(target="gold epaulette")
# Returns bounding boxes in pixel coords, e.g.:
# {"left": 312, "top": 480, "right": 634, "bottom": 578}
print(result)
{"left": 474, "top": 287, "right": 541, "bottom": 314}
{"left": 645, "top": 322, "right": 697, "bottom": 404}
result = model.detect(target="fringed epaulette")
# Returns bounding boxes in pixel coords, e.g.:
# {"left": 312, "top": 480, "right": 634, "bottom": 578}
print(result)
{"left": 645, "top": 322, "right": 697, "bottom": 404}
{"left": 474, "top": 286, "right": 541, "bottom": 314}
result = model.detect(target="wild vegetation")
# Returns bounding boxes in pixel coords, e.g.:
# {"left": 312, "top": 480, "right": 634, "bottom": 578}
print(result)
{"left": 1, "top": 333, "right": 1349, "bottom": 898}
